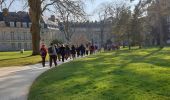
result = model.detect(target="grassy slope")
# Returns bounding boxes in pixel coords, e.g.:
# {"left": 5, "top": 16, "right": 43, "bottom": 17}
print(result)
{"left": 28, "top": 47, "right": 170, "bottom": 100}
{"left": 0, "top": 51, "right": 42, "bottom": 67}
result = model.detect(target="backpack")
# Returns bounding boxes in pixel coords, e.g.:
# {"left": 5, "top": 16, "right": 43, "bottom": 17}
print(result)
{"left": 40, "top": 49, "right": 46, "bottom": 57}
{"left": 48, "top": 47, "right": 53, "bottom": 54}
{"left": 55, "top": 47, "right": 59, "bottom": 53}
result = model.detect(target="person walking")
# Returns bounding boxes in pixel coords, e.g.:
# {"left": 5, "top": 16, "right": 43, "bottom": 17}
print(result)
{"left": 85, "top": 44, "right": 89, "bottom": 55}
{"left": 76, "top": 45, "right": 80, "bottom": 57}
{"left": 90, "top": 45, "right": 94, "bottom": 55}
{"left": 57, "top": 44, "right": 61, "bottom": 61}
{"left": 48, "top": 43, "right": 57, "bottom": 67}
{"left": 71, "top": 45, "right": 76, "bottom": 59}
{"left": 60, "top": 44, "right": 66, "bottom": 62}
{"left": 40, "top": 44, "right": 47, "bottom": 67}
{"left": 65, "top": 45, "right": 70, "bottom": 60}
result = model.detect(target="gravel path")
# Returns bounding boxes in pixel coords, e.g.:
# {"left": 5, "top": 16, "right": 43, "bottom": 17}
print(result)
{"left": 0, "top": 60, "right": 71, "bottom": 100}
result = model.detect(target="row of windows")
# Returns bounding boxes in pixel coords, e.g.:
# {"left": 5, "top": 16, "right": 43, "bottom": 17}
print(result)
{"left": 0, "top": 21, "right": 58, "bottom": 29}
{"left": 0, "top": 32, "right": 32, "bottom": 40}
{"left": 0, "top": 42, "right": 32, "bottom": 51}
{"left": 11, "top": 43, "right": 32, "bottom": 49}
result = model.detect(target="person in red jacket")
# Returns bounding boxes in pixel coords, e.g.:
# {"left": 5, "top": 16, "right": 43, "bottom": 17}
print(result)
{"left": 40, "top": 44, "right": 47, "bottom": 67}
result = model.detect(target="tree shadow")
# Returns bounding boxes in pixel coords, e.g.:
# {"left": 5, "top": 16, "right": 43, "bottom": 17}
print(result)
{"left": 0, "top": 55, "right": 33, "bottom": 61}
{"left": 142, "top": 48, "right": 163, "bottom": 58}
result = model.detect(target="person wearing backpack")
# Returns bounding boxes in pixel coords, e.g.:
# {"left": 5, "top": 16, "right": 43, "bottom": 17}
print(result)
{"left": 48, "top": 43, "right": 57, "bottom": 67}
{"left": 40, "top": 44, "right": 47, "bottom": 67}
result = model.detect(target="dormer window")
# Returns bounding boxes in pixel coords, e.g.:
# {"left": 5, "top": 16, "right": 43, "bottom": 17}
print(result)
{"left": 22, "top": 22, "right": 27, "bottom": 28}
{"left": 10, "top": 22, "right": 15, "bottom": 27}
{"left": 16, "top": 22, "right": 21, "bottom": 28}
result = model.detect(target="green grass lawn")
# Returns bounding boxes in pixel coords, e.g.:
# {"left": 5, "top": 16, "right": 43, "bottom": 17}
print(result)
{"left": 28, "top": 47, "right": 170, "bottom": 100}
{"left": 0, "top": 51, "right": 42, "bottom": 67}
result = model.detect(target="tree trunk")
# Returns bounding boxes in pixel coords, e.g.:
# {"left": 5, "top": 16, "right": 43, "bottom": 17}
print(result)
{"left": 28, "top": 0, "right": 41, "bottom": 55}
{"left": 128, "top": 32, "right": 131, "bottom": 50}
{"left": 159, "top": 19, "right": 164, "bottom": 48}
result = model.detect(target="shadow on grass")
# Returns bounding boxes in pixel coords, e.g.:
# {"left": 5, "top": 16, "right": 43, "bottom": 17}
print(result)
{"left": 142, "top": 48, "right": 163, "bottom": 58}
{"left": 28, "top": 48, "right": 170, "bottom": 100}
{"left": 0, "top": 55, "right": 33, "bottom": 61}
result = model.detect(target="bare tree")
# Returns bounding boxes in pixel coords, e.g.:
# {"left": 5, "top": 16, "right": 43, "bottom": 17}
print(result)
{"left": 54, "top": 1, "right": 86, "bottom": 43}
{"left": 95, "top": 2, "right": 113, "bottom": 48}
{"left": 129, "top": 0, "right": 170, "bottom": 48}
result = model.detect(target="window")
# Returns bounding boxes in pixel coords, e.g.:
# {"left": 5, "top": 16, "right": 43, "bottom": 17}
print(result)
{"left": 18, "top": 43, "right": 21, "bottom": 49}
{"left": 22, "top": 22, "right": 27, "bottom": 28}
{"left": 24, "top": 43, "right": 27, "bottom": 49}
{"left": 11, "top": 43, "right": 15, "bottom": 49}
{"left": 10, "top": 22, "right": 15, "bottom": 27}
{"left": 16, "top": 22, "right": 21, "bottom": 28}
{"left": 2, "top": 32, "right": 5, "bottom": 40}
{"left": 11, "top": 32, "right": 14, "bottom": 40}
{"left": 29, "top": 23, "right": 32, "bottom": 28}
{"left": 18, "top": 34, "right": 21, "bottom": 40}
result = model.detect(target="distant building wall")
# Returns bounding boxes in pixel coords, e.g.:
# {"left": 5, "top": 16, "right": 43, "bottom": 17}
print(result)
{"left": 0, "top": 24, "right": 61, "bottom": 51}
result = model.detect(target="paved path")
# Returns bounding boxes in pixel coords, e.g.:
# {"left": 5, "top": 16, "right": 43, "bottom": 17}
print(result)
{"left": 0, "top": 60, "right": 71, "bottom": 100}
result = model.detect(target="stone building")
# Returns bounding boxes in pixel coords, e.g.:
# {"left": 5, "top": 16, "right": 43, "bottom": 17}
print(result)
{"left": 0, "top": 11, "right": 61, "bottom": 51}
{"left": 66, "top": 21, "right": 113, "bottom": 48}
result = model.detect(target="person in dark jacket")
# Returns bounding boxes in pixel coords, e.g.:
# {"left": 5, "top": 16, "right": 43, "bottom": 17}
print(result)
{"left": 76, "top": 45, "right": 80, "bottom": 57}
{"left": 80, "top": 44, "right": 85, "bottom": 57}
{"left": 60, "top": 44, "right": 66, "bottom": 62}
{"left": 65, "top": 45, "right": 70, "bottom": 60}
{"left": 71, "top": 45, "right": 76, "bottom": 59}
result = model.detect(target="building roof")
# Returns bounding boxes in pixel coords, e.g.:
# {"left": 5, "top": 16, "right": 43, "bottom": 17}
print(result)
{"left": 0, "top": 11, "right": 58, "bottom": 29}
{"left": 0, "top": 11, "right": 31, "bottom": 22}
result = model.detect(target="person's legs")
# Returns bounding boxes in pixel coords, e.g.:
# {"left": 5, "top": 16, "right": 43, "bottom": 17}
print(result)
{"left": 62, "top": 54, "right": 65, "bottom": 62}
{"left": 42, "top": 57, "right": 45, "bottom": 67}
{"left": 53, "top": 55, "right": 57, "bottom": 66}
{"left": 55, "top": 54, "right": 58, "bottom": 61}
{"left": 49, "top": 55, "right": 52, "bottom": 67}
{"left": 86, "top": 51, "right": 88, "bottom": 55}
{"left": 58, "top": 54, "right": 61, "bottom": 61}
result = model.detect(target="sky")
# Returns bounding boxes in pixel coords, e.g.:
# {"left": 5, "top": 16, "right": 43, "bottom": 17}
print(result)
{"left": 4, "top": 0, "right": 138, "bottom": 21}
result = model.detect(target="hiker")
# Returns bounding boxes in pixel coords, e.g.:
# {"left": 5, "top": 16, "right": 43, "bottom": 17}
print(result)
{"left": 60, "top": 44, "right": 66, "bottom": 62}
{"left": 94, "top": 45, "right": 98, "bottom": 54}
{"left": 57, "top": 44, "right": 61, "bottom": 61}
{"left": 85, "top": 44, "right": 89, "bottom": 55}
{"left": 90, "top": 45, "right": 94, "bottom": 55}
{"left": 80, "top": 44, "right": 85, "bottom": 57}
{"left": 65, "top": 45, "right": 70, "bottom": 60}
{"left": 76, "top": 45, "right": 80, "bottom": 57}
{"left": 71, "top": 45, "right": 76, "bottom": 59}
{"left": 40, "top": 44, "right": 47, "bottom": 67}
{"left": 48, "top": 43, "right": 57, "bottom": 67}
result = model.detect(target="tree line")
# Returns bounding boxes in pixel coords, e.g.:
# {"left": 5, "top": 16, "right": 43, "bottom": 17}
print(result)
{"left": 95, "top": 0, "right": 170, "bottom": 50}
{"left": 0, "top": 0, "right": 170, "bottom": 55}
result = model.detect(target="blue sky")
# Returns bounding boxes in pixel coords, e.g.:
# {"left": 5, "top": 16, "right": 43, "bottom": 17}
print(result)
{"left": 6, "top": 0, "right": 138, "bottom": 21}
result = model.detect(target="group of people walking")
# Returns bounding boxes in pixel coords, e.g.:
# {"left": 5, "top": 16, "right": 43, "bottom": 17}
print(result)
{"left": 40, "top": 43, "right": 98, "bottom": 67}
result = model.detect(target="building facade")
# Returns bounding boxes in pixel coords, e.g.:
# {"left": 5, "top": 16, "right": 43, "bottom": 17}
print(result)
{"left": 0, "top": 11, "right": 61, "bottom": 51}
{"left": 67, "top": 21, "right": 113, "bottom": 48}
